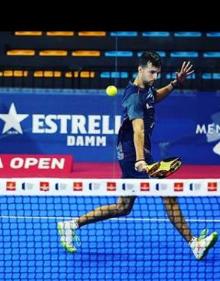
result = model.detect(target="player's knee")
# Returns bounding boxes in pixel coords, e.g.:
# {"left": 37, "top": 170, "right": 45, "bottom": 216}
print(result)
{"left": 116, "top": 203, "right": 132, "bottom": 216}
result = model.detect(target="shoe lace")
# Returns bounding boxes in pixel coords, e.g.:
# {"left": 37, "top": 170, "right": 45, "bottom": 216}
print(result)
{"left": 73, "top": 233, "right": 81, "bottom": 247}
{"left": 198, "top": 229, "right": 209, "bottom": 241}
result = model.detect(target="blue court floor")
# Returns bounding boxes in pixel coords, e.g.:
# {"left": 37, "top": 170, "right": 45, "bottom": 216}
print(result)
{"left": 1, "top": 196, "right": 220, "bottom": 281}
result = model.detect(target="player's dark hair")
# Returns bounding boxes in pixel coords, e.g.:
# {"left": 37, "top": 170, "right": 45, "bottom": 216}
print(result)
{"left": 138, "top": 51, "right": 161, "bottom": 68}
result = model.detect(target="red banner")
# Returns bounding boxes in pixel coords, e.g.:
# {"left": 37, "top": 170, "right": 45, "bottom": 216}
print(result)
{"left": 0, "top": 154, "right": 73, "bottom": 177}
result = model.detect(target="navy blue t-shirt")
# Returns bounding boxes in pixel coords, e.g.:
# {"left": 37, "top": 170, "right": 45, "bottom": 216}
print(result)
{"left": 117, "top": 82, "right": 157, "bottom": 161}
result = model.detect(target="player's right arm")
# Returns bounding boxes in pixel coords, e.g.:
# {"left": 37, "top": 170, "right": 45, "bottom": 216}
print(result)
{"left": 132, "top": 118, "right": 149, "bottom": 172}
{"left": 132, "top": 118, "right": 145, "bottom": 161}
{"left": 123, "top": 93, "right": 148, "bottom": 172}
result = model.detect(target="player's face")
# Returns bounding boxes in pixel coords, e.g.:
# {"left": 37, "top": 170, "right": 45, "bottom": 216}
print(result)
{"left": 139, "top": 62, "right": 161, "bottom": 86}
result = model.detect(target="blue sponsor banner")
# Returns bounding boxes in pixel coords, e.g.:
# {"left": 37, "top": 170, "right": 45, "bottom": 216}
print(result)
{"left": 0, "top": 88, "right": 219, "bottom": 164}
{"left": 153, "top": 92, "right": 220, "bottom": 164}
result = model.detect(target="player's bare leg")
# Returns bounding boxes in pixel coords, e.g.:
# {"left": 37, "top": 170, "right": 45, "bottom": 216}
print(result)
{"left": 162, "top": 196, "right": 193, "bottom": 242}
{"left": 57, "top": 196, "right": 136, "bottom": 252}
{"left": 76, "top": 196, "right": 136, "bottom": 227}
{"left": 162, "top": 196, "right": 218, "bottom": 260}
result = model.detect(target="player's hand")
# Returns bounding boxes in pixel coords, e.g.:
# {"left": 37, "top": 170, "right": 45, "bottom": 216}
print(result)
{"left": 135, "top": 160, "right": 149, "bottom": 172}
{"left": 175, "top": 61, "right": 194, "bottom": 85}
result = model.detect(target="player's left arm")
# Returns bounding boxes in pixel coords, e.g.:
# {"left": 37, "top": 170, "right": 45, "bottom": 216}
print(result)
{"left": 155, "top": 61, "right": 194, "bottom": 102}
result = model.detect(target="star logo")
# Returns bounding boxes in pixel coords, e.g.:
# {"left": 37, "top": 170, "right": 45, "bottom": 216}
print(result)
{"left": 0, "top": 103, "right": 29, "bottom": 134}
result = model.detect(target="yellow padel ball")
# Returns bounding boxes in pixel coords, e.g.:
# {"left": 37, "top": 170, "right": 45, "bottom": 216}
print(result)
{"left": 106, "top": 85, "right": 118, "bottom": 96}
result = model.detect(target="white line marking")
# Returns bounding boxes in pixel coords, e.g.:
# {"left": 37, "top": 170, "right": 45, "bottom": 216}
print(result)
{"left": 1, "top": 215, "right": 220, "bottom": 223}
